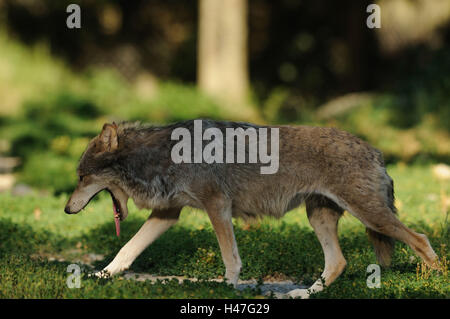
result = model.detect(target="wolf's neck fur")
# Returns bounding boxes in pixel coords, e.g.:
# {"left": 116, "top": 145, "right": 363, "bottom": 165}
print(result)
{"left": 112, "top": 122, "right": 179, "bottom": 209}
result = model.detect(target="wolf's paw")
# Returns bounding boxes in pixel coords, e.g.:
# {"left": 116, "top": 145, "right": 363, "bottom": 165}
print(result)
{"left": 88, "top": 269, "right": 111, "bottom": 279}
{"left": 224, "top": 278, "right": 238, "bottom": 289}
{"left": 285, "top": 288, "right": 312, "bottom": 299}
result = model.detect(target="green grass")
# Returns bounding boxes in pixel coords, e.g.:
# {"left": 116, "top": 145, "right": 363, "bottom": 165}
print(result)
{"left": 0, "top": 164, "right": 448, "bottom": 298}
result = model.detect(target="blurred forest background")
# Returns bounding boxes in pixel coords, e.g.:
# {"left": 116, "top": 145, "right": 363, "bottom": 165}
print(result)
{"left": 0, "top": 0, "right": 449, "bottom": 194}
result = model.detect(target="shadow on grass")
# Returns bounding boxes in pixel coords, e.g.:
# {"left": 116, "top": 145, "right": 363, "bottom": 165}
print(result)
{"left": 1, "top": 216, "right": 448, "bottom": 298}
{"left": 1, "top": 216, "right": 447, "bottom": 282}
{"left": 0, "top": 218, "right": 71, "bottom": 255}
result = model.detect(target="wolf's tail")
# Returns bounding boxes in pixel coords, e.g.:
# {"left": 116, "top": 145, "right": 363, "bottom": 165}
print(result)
{"left": 367, "top": 175, "right": 397, "bottom": 267}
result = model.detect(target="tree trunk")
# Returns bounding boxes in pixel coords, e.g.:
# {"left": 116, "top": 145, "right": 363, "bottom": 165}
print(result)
{"left": 198, "top": 0, "right": 255, "bottom": 119}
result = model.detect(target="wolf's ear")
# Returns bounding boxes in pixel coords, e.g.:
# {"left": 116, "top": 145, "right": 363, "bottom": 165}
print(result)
{"left": 99, "top": 122, "right": 118, "bottom": 152}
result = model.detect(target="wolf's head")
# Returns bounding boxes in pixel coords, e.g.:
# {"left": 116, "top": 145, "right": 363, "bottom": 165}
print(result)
{"left": 64, "top": 123, "right": 129, "bottom": 223}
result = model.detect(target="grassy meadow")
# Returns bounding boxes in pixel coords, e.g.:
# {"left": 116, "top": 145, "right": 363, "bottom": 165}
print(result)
{"left": 0, "top": 164, "right": 448, "bottom": 298}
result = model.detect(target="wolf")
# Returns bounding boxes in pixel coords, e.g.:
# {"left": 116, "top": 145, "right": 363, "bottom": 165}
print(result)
{"left": 64, "top": 119, "right": 439, "bottom": 298}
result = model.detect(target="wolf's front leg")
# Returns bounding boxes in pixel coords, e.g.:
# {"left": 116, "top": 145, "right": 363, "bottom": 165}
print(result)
{"left": 97, "top": 208, "right": 181, "bottom": 277}
{"left": 206, "top": 198, "right": 242, "bottom": 287}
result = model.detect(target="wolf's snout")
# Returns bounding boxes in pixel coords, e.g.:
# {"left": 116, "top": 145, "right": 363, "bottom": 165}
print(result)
{"left": 64, "top": 205, "right": 74, "bottom": 214}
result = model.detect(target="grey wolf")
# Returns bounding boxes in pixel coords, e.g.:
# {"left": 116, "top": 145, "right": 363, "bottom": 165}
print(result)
{"left": 64, "top": 119, "right": 439, "bottom": 298}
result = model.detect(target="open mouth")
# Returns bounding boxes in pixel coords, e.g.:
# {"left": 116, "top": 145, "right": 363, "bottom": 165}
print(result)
{"left": 66, "top": 184, "right": 129, "bottom": 237}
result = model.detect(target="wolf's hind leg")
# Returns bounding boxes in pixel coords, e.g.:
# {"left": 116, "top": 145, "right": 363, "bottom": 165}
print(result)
{"left": 98, "top": 207, "right": 181, "bottom": 277}
{"left": 286, "top": 196, "right": 346, "bottom": 299}
{"left": 205, "top": 197, "right": 242, "bottom": 287}
{"left": 344, "top": 196, "right": 439, "bottom": 268}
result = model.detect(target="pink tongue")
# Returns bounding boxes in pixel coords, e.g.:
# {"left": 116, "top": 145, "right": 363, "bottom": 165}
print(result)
{"left": 113, "top": 203, "right": 120, "bottom": 237}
